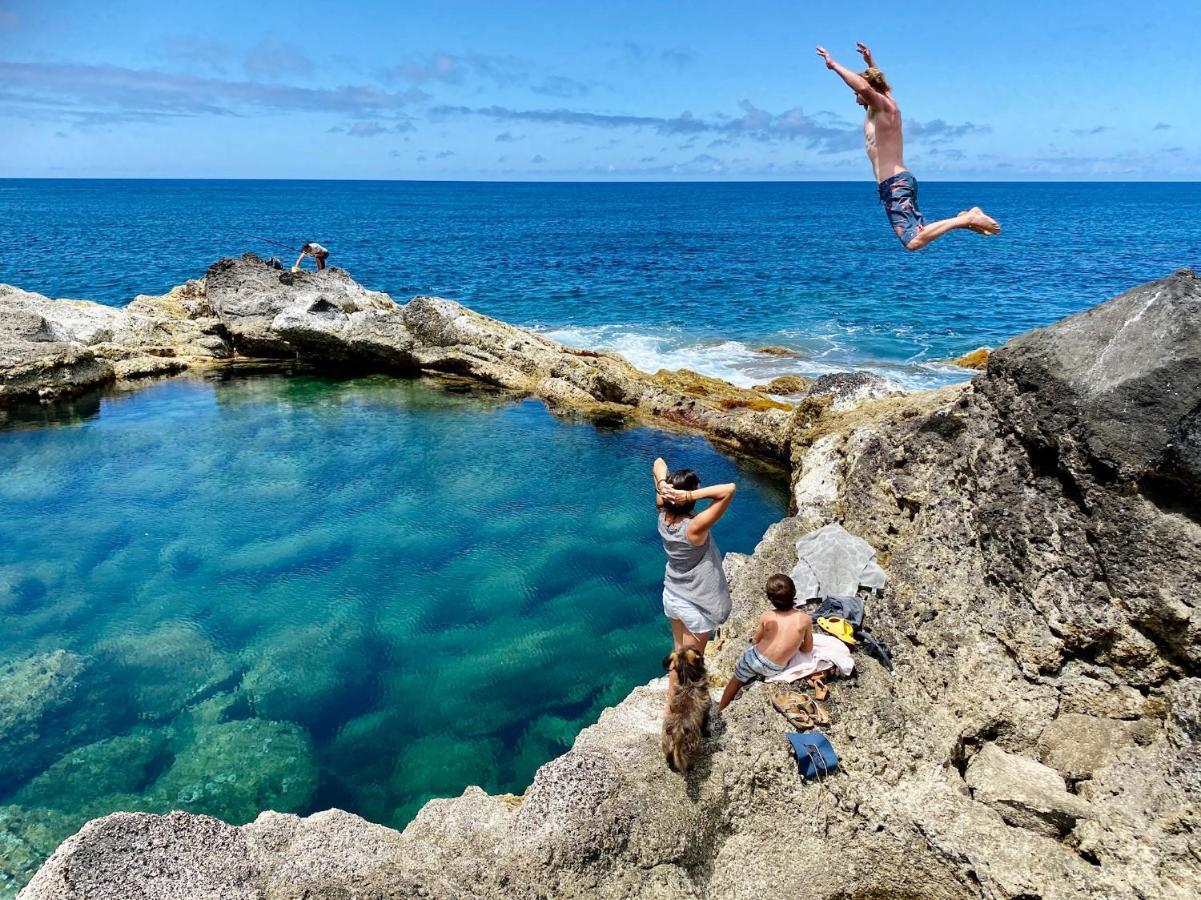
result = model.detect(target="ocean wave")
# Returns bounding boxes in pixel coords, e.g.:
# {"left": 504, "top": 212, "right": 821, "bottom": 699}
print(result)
{"left": 539, "top": 324, "right": 974, "bottom": 392}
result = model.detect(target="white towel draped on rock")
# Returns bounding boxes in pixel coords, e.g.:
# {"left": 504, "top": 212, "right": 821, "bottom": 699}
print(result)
{"left": 765, "top": 631, "right": 855, "bottom": 683}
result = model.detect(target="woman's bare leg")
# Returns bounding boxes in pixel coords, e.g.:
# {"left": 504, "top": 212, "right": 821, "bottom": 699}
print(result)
{"left": 670, "top": 618, "right": 710, "bottom": 652}
{"left": 666, "top": 619, "right": 711, "bottom": 709}
{"left": 666, "top": 619, "right": 684, "bottom": 706}
{"left": 670, "top": 618, "right": 688, "bottom": 651}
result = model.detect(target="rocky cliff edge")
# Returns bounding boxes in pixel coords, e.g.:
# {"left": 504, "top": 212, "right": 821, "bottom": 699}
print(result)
{"left": 11, "top": 269, "right": 1201, "bottom": 899}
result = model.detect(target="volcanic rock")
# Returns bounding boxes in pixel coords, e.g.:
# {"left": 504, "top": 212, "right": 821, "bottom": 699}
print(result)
{"left": 806, "top": 370, "right": 904, "bottom": 410}
{"left": 15, "top": 268, "right": 1201, "bottom": 900}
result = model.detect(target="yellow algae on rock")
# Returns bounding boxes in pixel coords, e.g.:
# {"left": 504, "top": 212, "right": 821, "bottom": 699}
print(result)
{"left": 752, "top": 374, "right": 812, "bottom": 395}
{"left": 953, "top": 347, "right": 991, "bottom": 369}
{"left": 649, "top": 368, "right": 791, "bottom": 411}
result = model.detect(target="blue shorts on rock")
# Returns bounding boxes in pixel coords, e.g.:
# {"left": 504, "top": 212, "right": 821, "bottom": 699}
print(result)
{"left": 733, "top": 645, "right": 785, "bottom": 683}
{"left": 879, "top": 170, "right": 926, "bottom": 247}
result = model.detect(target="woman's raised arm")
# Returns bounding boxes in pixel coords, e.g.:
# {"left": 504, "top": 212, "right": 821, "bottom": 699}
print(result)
{"left": 684, "top": 481, "right": 736, "bottom": 545}
{"left": 652, "top": 457, "right": 670, "bottom": 506}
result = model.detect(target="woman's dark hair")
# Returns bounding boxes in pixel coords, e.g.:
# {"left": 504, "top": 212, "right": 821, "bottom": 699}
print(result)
{"left": 765, "top": 573, "right": 797, "bottom": 610}
{"left": 664, "top": 468, "right": 701, "bottom": 516}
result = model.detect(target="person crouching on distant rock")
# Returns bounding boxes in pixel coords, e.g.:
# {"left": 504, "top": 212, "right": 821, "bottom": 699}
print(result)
{"left": 653, "top": 457, "right": 735, "bottom": 704}
{"left": 294, "top": 242, "right": 330, "bottom": 272}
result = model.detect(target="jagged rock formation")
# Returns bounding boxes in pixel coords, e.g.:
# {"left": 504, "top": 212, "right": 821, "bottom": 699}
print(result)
{"left": 0, "top": 280, "right": 230, "bottom": 398}
{"left": 14, "top": 270, "right": 1201, "bottom": 899}
{"left": 0, "top": 255, "right": 801, "bottom": 460}
{"left": 805, "top": 370, "right": 905, "bottom": 411}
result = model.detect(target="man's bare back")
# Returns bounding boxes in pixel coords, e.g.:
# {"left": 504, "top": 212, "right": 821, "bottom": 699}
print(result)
{"left": 816, "top": 41, "right": 1000, "bottom": 250}
{"left": 754, "top": 609, "right": 813, "bottom": 666}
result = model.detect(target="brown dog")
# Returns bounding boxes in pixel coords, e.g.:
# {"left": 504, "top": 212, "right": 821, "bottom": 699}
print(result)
{"left": 662, "top": 647, "right": 710, "bottom": 773}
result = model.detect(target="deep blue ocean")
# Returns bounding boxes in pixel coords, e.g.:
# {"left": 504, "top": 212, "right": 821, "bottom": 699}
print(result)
{"left": 0, "top": 180, "right": 1198, "bottom": 895}
{"left": 3, "top": 179, "right": 1198, "bottom": 388}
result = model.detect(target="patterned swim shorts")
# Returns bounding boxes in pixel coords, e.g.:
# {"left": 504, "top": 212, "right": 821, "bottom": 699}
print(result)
{"left": 878, "top": 170, "right": 926, "bottom": 247}
{"left": 733, "top": 645, "right": 786, "bottom": 683}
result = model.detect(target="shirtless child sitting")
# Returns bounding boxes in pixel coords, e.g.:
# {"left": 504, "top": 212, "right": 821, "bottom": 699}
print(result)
{"left": 718, "top": 574, "right": 813, "bottom": 711}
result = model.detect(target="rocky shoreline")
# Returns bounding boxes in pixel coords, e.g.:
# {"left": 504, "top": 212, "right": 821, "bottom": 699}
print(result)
{"left": 4, "top": 263, "right": 1200, "bottom": 899}
{"left": 2, "top": 254, "right": 905, "bottom": 463}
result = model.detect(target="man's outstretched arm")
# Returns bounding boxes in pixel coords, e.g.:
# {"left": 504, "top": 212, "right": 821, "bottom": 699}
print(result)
{"left": 815, "top": 46, "right": 885, "bottom": 108}
{"left": 856, "top": 41, "right": 875, "bottom": 68}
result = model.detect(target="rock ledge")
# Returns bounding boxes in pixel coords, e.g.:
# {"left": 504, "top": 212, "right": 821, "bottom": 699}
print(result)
{"left": 12, "top": 268, "right": 1201, "bottom": 900}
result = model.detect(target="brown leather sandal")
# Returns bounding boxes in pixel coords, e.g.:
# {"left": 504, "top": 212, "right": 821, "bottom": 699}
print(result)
{"left": 771, "top": 691, "right": 815, "bottom": 730}
{"left": 795, "top": 693, "right": 831, "bottom": 727}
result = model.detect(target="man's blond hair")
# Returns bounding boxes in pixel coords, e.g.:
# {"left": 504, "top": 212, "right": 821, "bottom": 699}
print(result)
{"left": 861, "top": 67, "right": 890, "bottom": 94}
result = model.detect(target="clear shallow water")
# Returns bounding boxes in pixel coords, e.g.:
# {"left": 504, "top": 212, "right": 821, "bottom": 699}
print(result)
{"left": 2, "top": 180, "right": 1198, "bottom": 389}
{"left": 0, "top": 373, "right": 785, "bottom": 892}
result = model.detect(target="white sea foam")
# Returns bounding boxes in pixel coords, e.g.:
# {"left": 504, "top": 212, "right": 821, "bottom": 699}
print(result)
{"left": 539, "top": 324, "right": 974, "bottom": 393}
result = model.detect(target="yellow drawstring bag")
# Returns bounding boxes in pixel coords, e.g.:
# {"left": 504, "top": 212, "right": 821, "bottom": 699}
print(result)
{"left": 817, "top": 616, "right": 856, "bottom": 645}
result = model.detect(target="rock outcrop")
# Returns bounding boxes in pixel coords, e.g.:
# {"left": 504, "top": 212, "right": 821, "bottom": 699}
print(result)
{"left": 953, "top": 347, "right": 991, "bottom": 370}
{"left": 14, "top": 269, "right": 1201, "bottom": 900}
{"left": 0, "top": 280, "right": 231, "bottom": 405}
{"left": 0, "top": 256, "right": 800, "bottom": 460}
{"left": 805, "top": 370, "right": 905, "bottom": 411}
{"left": 751, "top": 374, "right": 811, "bottom": 396}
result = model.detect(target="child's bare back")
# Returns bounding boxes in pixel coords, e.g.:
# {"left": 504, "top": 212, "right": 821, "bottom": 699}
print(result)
{"left": 719, "top": 573, "right": 814, "bottom": 712}
{"left": 755, "top": 608, "right": 814, "bottom": 666}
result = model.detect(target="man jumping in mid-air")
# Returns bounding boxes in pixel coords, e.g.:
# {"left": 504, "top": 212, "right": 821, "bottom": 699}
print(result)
{"left": 816, "top": 42, "right": 1000, "bottom": 251}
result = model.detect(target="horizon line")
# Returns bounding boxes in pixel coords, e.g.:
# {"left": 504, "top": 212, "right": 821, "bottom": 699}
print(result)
{"left": 1, "top": 176, "right": 1199, "bottom": 185}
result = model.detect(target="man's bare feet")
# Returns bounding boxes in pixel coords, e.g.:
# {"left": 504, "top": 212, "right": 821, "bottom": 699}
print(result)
{"left": 959, "top": 208, "right": 1001, "bottom": 235}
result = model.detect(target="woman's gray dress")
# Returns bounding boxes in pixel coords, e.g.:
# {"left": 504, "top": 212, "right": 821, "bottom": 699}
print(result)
{"left": 658, "top": 512, "right": 731, "bottom": 634}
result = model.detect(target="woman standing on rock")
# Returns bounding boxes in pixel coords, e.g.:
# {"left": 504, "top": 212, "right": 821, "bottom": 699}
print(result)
{"left": 653, "top": 457, "right": 735, "bottom": 666}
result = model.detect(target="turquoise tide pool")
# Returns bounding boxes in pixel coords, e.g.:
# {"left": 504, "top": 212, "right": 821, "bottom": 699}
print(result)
{"left": 0, "top": 372, "right": 786, "bottom": 893}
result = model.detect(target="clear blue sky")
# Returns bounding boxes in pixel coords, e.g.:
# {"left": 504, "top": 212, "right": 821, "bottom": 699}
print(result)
{"left": 1, "top": 0, "right": 1195, "bottom": 180}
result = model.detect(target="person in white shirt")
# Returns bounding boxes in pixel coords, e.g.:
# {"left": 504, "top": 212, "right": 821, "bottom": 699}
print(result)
{"left": 294, "top": 242, "right": 330, "bottom": 271}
